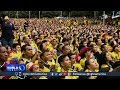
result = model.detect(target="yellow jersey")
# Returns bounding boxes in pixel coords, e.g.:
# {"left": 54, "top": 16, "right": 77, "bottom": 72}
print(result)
{"left": 7, "top": 51, "right": 22, "bottom": 61}
{"left": 80, "top": 58, "right": 87, "bottom": 68}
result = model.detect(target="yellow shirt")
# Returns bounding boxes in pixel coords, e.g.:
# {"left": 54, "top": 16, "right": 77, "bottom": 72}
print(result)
{"left": 70, "top": 44, "right": 74, "bottom": 51}
{"left": 9, "top": 76, "right": 19, "bottom": 79}
{"left": 35, "top": 59, "right": 57, "bottom": 72}
{"left": 34, "top": 60, "right": 39, "bottom": 64}
{"left": 73, "top": 21, "right": 77, "bottom": 26}
{"left": 52, "top": 53, "right": 58, "bottom": 63}
{"left": 47, "top": 43, "right": 54, "bottom": 51}
{"left": 56, "top": 64, "right": 61, "bottom": 72}
{"left": 30, "top": 41, "right": 39, "bottom": 52}
{"left": 98, "top": 47, "right": 102, "bottom": 54}
{"left": 84, "top": 20, "right": 87, "bottom": 24}
{"left": 72, "top": 63, "right": 83, "bottom": 71}
{"left": 41, "top": 66, "right": 50, "bottom": 72}
{"left": 48, "top": 59, "right": 56, "bottom": 66}
{"left": 14, "top": 34, "right": 19, "bottom": 43}
{"left": 80, "top": 58, "right": 87, "bottom": 68}
{"left": 108, "top": 51, "right": 115, "bottom": 60}
{"left": 59, "top": 20, "right": 63, "bottom": 23}
{"left": 111, "top": 52, "right": 120, "bottom": 62}
{"left": 107, "top": 36, "right": 112, "bottom": 40}
{"left": 22, "top": 58, "right": 31, "bottom": 65}
{"left": 101, "top": 64, "right": 109, "bottom": 68}
{"left": 85, "top": 69, "right": 99, "bottom": 72}
{"left": 34, "top": 60, "right": 51, "bottom": 72}
{"left": 88, "top": 20, "right": 91, "bottom": 24}
{"left": 7, "top": 51, "right": 22, "bottom": 61}
{"left": 118, "top": 52, "right": 120, "bottom": 60}
{"left": 39, "top": 76, "right": 47, "bottom": 79}
{"left": 60, "top": 37, "right": 63, "bottom": 43}
{"left": 118, "top": 21, "right": 120, "bottom": 26}
{"left": 80, "top": 58, "right": 99, "bottom": 69}
{"left": 72, "top": 45, "right": 79, "bottom": 54}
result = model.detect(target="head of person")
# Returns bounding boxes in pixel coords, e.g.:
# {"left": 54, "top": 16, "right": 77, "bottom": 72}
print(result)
{"left": 72, "top": 40, "right": 79, "bottom": 47}
{"left": 23, "top": 36, "right": 31, "bottom": 44}
{"left": 82, "top": 40, "right": 88, "bottom": 47}
{"left": 21, "top": 44, "right": 34, "bottom": 57}
{"left": 35, "top": 38, "right": 41, "bottom": 45}
{"left": 62, "top": 45, "right": 71, "bottom": 55}
{"left": 62, "top": 38, "right": 70, "bottom": 45}
{"left": 101, "top": 44, "right": 108, "bottom": 52}
{"left": 58, "top": 55, "right": 71, "bottom": 69}
{"left": 108, "top": 45, "right": 113, "bottom": 52}
{"left": 6, "top": 45, "right": 11, "bottom": 52}
{"left": 31, "top": 30, "right": 38, "bottom": 36}
{"left": 97, "top": 34, "right": 101, "bottom": 39}
{"left": 92, "top": 45, "right": 99, "bottom": 53}
{"left": 108, "top": 38, "right": 114, "bottom": 45}
{"left": 73, "top": 34, "right": 77, "bottom": 39}
{"left": 84, "top": 58, "right": 99, "bottom": 71}
{"left": 56, "top": 43, "right": 64, "bottom": 53}
{"left": 40, "top": 50, "right": 52, "bottom": 62}
{"left": 88, "top": 37, "right": 93, "bottom": 42}
{"left": 0, "top": 46, "right": 8, "bottom": 61}
{"left": 27, "top": 62, "right": 41, "bottom": 72}
{"left": 95, "top": 38, "right": 102, "bottom": 46}
{"left": 100, "top": 52, "right": 113, "bottom": 66}
{"left": 85, "top": 49, "right": 94, "bottom": 59}
{"left": 13, "top": 43, "right": 21, "bottom": 51}
{"left": 79, "top": 47, "right": 92, "bottom": 58}
{"left": 39, "top": 40, "right": 48, "bottom": 52}
{"left": 113, "top": 45, "right": 120, "bottom": 53}
{"left": 68, "top": 52, "right": 76, "bottom": 65}
{"left": 51, "top": 38, "right": 58, "bottom": 47}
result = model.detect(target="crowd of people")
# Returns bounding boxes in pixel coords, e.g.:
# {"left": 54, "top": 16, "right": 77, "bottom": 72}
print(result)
{"left": 0, "top": 15, "right": 120, "bottom": 79}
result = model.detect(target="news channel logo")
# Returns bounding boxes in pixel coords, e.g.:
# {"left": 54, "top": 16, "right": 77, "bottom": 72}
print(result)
{"left": 6, "top": 64, "right": 26, "bottom": 72}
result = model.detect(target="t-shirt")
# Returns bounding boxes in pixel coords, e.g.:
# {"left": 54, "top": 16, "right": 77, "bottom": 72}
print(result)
{"left": 79, "top": 58, "right": 87, "bottom": 68}
{"left": 72, "top": 63, "right": 83, "bottom": 71}
{"left": 7, "top": 51, "right": 22, "bottom": 61}
{"left": 111, "top": 52, "right": 120, "bottom": 62}
{"left": 41, "top": 66, "right": 50, "bottom": 72}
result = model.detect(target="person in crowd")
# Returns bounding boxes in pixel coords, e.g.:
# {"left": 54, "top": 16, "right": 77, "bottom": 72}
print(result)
{"left": 83, "top": 58, "right": 99, "bottom": 79}
{"left": 7, "top": 43, "right": 21, "bottom": 61}
{"left": 68, "top": 52, "right": 83, "bottom": 72}
{"left": 58, "top": 55, "right": 79, "bottom": 79}
{"left": 0, "top": 16, "right": 120, "bottom": 79}
{"left": 0, "top": 16, "right": 16, "bottom": 49}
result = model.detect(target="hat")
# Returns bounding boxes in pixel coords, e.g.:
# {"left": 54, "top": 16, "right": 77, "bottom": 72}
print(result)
{"left": 4, "top": 16, "right": 9, "bottom": 20}
{"left": 75, "top": 55, "right": 81, "bottom": 62}
{"left": 79, "top": 47, "right": 91, "bottom": 56}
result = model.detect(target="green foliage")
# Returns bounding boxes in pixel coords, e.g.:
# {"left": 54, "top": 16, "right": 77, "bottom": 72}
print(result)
{"left": 0, "top": 11, "right": 115, "bottom": 18}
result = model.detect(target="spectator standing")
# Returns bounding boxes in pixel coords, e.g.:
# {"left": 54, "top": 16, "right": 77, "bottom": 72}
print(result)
{"left": 0, "top": 16, "right": 15, "bottom": 49}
